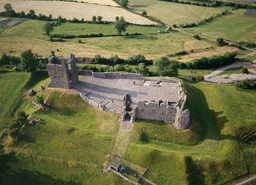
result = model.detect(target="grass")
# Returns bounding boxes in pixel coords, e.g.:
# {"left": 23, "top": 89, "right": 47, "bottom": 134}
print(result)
{"left": 129, "top": 0, "right": 231, "bottom": 25}
{"left": 52, "top": 22, "right": 162, "bottom": 36}
{"left": 124, "top": 81, "right": 249, "bottom": 184}
{"left": 185, "top": 9, "right": 256, "bottom": 43}
{"left": 2, "top": 88, "right": 125, "bottom": 184}
{"left": 1, "top": 70, "right": 256, "bottom": 184}
{"left": 0, "top": 72, "right": 30, "bottom": 131}
{"left": 217, "top": 66, "right": 242, "bottom": 76}
{"left": 1, "top": 19, "right": 229, "bottom": 60}
{"left": 179, "top": 68, "right": 215, "bottom": 77}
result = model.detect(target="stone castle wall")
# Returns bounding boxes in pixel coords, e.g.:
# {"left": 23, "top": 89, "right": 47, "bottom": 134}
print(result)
{"left": 46, "top": 52, "right": 190, "bottom": 130}
{"left": 47, "top": 53, "right": 79, "bottom": 89}
{"left": 78, "top": 70, "right": 142, "bottom": 80}
{"left": 47, "top": 61, "right": 70, "bottom": 89}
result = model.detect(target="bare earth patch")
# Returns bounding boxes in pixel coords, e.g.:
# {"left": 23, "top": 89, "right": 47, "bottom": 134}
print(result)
{"left": 0, "top": 0, "right": 156, "bottom": 25}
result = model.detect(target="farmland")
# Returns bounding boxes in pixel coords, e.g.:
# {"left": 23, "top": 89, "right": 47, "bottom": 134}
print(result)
{"left": 0, "top": 0, "right": 156, "bottom": 25}
{"left": 129, "top": 0, "right": 232, "bottom": 26}
{"left": 0, "top": 19, "right": 239, "bottom": 60}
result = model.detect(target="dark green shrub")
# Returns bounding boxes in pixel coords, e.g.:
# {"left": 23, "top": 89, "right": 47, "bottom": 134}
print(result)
{"left": 241, "top": 67, "right": 249, "bottom": 74}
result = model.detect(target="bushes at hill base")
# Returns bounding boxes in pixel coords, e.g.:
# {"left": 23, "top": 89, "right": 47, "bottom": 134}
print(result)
{"left": 238, "top": 41, "right": 256, "bottom": 48}
{"left": 235, "top": 79, "right": 256, "bottom": 89}
{"left": 0, "top": 51, "right": 48, "bottom": 71}
{"left": 182, "top": 52, "right": 236, "bottom": 69}
{"left": 8, "top": 111, "right": 28, "bottom": 139}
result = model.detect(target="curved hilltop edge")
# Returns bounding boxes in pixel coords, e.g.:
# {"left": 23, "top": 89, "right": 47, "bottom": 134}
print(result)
{"left": 0, "top": 0, "right": 158, "bottom": 25}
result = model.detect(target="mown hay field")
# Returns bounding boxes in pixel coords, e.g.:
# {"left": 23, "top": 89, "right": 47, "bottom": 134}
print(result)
{"left": 0, "top": 0, "right": 156, "bottom": 25}
{"left": 129, "top": 0, "right": 231, "bottom": 26}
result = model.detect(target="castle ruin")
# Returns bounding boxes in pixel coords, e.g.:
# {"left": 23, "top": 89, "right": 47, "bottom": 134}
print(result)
{"left": 46, "top": 53, "right": 190, "bottom": 130}
{"left": 47, "top": 51, "right": 79, "bottom": 89}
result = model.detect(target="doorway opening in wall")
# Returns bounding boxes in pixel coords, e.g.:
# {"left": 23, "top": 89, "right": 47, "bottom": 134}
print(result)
{"left": 123, "top": 113, "right": 131, "bottom": 122}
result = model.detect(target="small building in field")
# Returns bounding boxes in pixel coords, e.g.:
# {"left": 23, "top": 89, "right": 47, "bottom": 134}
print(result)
{"left": 110, "top": 160, "right": 125, "bottom": 172}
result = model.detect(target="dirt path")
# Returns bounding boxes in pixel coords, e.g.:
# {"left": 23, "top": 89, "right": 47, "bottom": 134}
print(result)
{"left": 204, "top": 61, "right": 256, "bottom": 84}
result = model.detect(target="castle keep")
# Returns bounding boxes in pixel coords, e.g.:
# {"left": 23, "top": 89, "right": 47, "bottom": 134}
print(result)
{"left": 47, "top": 53, "right": 190, "bottom": 130}
{"left": 47, "top": 51, "right": 79, "bottom": 89}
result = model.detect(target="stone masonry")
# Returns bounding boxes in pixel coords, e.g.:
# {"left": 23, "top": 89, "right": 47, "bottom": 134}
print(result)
{"left": 46, "top": 53, "right": 190, "bottom": 130}
{"left": 47, "top": 51, "right": 79, "bottom": 89}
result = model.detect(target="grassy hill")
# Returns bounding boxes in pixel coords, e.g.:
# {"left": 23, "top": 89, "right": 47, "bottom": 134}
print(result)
{"left": 0, "top": 71, "right": 255, "bottom": 184}
{"left": 0, "top": 72, "right": 30, "bottom": 131}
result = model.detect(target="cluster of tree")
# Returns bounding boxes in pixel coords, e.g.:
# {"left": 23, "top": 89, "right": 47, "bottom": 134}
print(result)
{"left": 8, "top": 111, "right": 28, "bottom": 139}
{"left": 1, "top": 3, "right": 113, "bottom": 24}
{"left": 81, "top": 55, "right": 180, "bottom": 77}
{"left": 79, "top": 62, "right": 151, "bottom": 76}
{"left": 182, "top": 52, "right": 236, "bottom": 69}
{"left": 113, "top": 0, "right": 129, "bottom": 8}
{"left": 114, "top": 16, "right": 128, "bottom": 35}
{"left": 235, "top": 78, "right": 256, "bottom": 89}
{"left": 91, "top": 54, "right": 152, "bottom": 66}
{"left": 51, "top": 33, "right": 104, "bottom": 39}
{"left": 154, "top": 56, "right": 179, "bottom": 76}
{"left": 0, "top": 50, "right": 48, "bottom": 72}
{"left": 92, "top": 16, "right": 103, "bottom": 23}
{"left": 1, "top": 3, "right": 54, "bottom": 21}
{"left": 216, "top": 37, "right": 228, "bottom": 46}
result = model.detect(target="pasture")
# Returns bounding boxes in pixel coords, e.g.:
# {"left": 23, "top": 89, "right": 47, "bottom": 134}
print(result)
{"left": 0, "top": 19, "right": 239, "bottom": 61}
{"left": 0, "top": 72, "right": 30, "bottom": 131}
{"left": 129, "top": 0, "right": 232, "bottom": 26}
{"left": 0, "top": 0, "right": 156, "bottom": 25}
{"left": 125, "top": 82, "right": 254, "bottom": 184}
{"left": 1, "top": 83, "right": 123, "bottom": 184}
{"left": 186, "top": 9, "right": 256, "bottom": 43}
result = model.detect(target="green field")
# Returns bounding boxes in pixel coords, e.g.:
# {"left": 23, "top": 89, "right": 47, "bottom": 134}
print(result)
{"left": 129, "top": 0, "right": 232, "bottom": 25}
{"left": 52, "top": 22, "right": 162, "bottom": 35}
{"left": 0, "top": 72, "right": 30, "bottom": 131}
{"left": 185, "top": 9, "right": 256, "bottom": 43}
{"left": 1, "top": 71, "right": 256, "bottom": 184}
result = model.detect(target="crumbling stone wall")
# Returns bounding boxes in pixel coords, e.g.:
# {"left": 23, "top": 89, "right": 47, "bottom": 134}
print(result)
{"left": 92, "top": 71, "right": 142, "bottom": 80}
{"left": 47, "top": 52, "right": 79, "bottom": 89}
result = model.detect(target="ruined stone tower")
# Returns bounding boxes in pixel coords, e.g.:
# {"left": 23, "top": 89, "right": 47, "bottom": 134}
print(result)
{"left": 46, "top": 51, "right": 79, "bottom": 89}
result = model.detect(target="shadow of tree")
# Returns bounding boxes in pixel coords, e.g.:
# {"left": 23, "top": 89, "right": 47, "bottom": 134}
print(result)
{"left": 0, "top": 153, "right": 80, "bottom": 185}
{"left": 185, "top": 156, "right": 205, "bottom": 185}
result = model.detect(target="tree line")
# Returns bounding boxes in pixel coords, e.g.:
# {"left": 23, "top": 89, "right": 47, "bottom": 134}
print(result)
{"left": 0, "top": 50, "right": 236, "bottom": 75}
{"left": 0, "top": 50, "right": 48, "bottom": 72}
{"left": 160, "top": 0, "right": 256, "bottom": 9}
